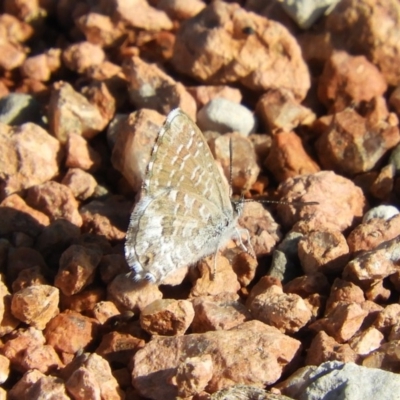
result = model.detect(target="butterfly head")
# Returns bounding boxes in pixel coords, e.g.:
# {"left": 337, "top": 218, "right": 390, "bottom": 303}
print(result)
{"left": 231, "top": 198, "right": 244, "bottom": 218}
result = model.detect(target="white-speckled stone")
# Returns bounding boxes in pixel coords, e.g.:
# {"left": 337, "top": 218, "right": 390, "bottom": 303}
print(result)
{"left": 196, "top": 98, "right": 256, "bottom": 136}
{"left": 363, "top": 205, "right": 400, "bottom": 223}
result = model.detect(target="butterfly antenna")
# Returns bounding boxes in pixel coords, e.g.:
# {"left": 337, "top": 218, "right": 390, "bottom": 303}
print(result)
{"left": 229, "top": 138, "right": 233, "bottom": 197}
{"left": 241, "top": 199, "right": 319, "bottom": 206}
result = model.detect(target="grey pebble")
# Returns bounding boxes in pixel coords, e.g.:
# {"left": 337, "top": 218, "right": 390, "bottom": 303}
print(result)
{"left": 279, "top": 361, "right": 400, "bottom": 400}
{"left": 0, "top": 93, "right": 42, "bottom": 125}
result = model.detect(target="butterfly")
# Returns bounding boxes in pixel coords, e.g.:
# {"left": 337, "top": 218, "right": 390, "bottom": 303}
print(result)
{"left": 124, "top": 109, "right": 246, "bottom": 284}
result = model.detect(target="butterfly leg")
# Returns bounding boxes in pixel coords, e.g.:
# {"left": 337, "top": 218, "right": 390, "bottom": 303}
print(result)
{"left": 211, "top": 247, "right": 219, "bottom": 281}
{"left": 234, "top": 227, "right": 256, "bottom": 258}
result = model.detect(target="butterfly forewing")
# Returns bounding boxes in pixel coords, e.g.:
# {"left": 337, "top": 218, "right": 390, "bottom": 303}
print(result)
{"left": 144, "top": 110, "right": 232, "bottom": 210}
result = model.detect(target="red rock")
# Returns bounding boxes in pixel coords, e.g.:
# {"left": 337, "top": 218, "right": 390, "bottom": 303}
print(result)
{"left": 0, "top": 327, "right": 63, "bottom": 374}
{"left": 20, "top": 344, "right": 63, "bottom": 374}
{"left": 309, "top": 302, "right": 367, "bottom": 343}
{"left": 248, "top": 284, "right": 312, "bottom": 334}
{"left": 98, "top": 254, "right": 130, "bottom": 284}
{"left": 99, "top": 312, "right": 140, "bottom": 338}
{"left": 306, "top": 331, "right": 358, "bottom": 365}
{"left": 61, "top": 168, "right": 97, "bottom": 201}
{"left": 132, "top": 320, "right": 301, "bottom": 398}
{"left": 3, "top": 0, "right": 49, "bottom": 23}
{"left": 62, "top": 41, "right": 105, "bottom": 74}
{"left": 0, "top": 14, "right": 32, "bottom": 69}
{"left": 246, "top": 276, "right": 282, "bottom": 308}
{"left": 114, "top": 0, "right": 173, "bottom": 31}
{"left": 48, "top": 81, "right": 108, "bottom": 143}
{"left": 389, "top": 322, "right": 400, "bottom": 341}
{"left": 20, "top": 48, "right": 61, "bottom": 81}
{"left": 231, "top": 250, "right": 258, "bottom": 288}
{"left": 318, "top": 51, "right": 387, "bottom": 112}
{"left": 360, "top": 300, "right": 384, "bottom": 328}
{"left": 64, "top": 353, "right": 124, "bottom": 400}
{"left": 172, "top": 2, "right": 310, "bottom": 99}
{"left": 111, "top": 109, "right": 166, "bottom": 192}
{"left": 96, "top": 331, "right": 145, "bottom": 365}
{"left": 80, "top": 196, "right": 132, "bottom": 241}
{"left": 326, "top": 0, "right": 400, "bottom": 86}
{"left": 26, "top": 181, "right": 82, "bottom": 227}
{"left": 34, "top": 219, "right": 81, "bottom": 263}
{"left": 8, "top": 370, "right": 69, "bottom": 400}
{"left": 140, "top": 299, "right": 194, "bottom": 336}
{"left": 107, "top": 273, "right": 163, "bottom": 313}
{"left": 365, "top": 280, "right": 391, "bottom": 303}
{"left": 315, "top": 108, "right": 400, "bottom": 176}
{"left": 349, "top": 327, "right": 384, "bottom": 356}
{"left": 325, "top": 279, "right": 365, "bottom": 313}
{"left": 304, "top": 293, "right": 325, "bottom": 320}
{"left": 0, "top": 14, "right": 33, "bottom": 42}
{"left": 60, "top": 287, "right": 105, "bottom": 313}
{"left": 366, "top": 96, "right": 397, "bottom": 127}
{"left": 284, "top": 273, "right": 330, "bottom": 298}
{"left": 11, "top": 285, "right": 59, "bottom": 329}
{"left": 0, "top": 41, "right": 26, "bottom": 71}
{"left": 45, "top": 310, "right": 99, "bottom": 354}
{"left": 370, "top": 164, "right": 395, "bottom": 200}
{"left": 74, "top": 233, "right": 113, "bottom": 253}
{"left": 373, "top": 304, "right": 400, "bottom": 336}
{"left": 344, "top": 236, "right": 400, "bottom": 283}
{"left": 86, "top": 61, "right": 125, "bottom": 84}
{"left": 0, "top": 123, "right": 61, "bottom": 199}
{"left": 75, "top": 12, "right": 125, "bottom": 47}
{"left": 256, "top": 89, "right": 316, "bottom": 133}
{"left": 189, "top": 253, "right": 240, "bottom": 297}
{"left": 171, "top": 355, "right": 213, "bottom": 398}
{"left": 123, "top": 56, "right": 197, "bottom": 120}
{"left": 7, "top": 248, "right": 46, "bottom": 282}
{"left": 55, "top": 244, "right": 102, "bottom": 296}
{"left": 15, "top": 78, "right": 48, "bottom": 97}
{"left": 65, "top": 134, "right": 102, "bottom": 172}
{"left": 248, "top": 134, "right": 272, "bottom": 166}
{"left": 362, "top": 340, "right": 400, "bottom": 372}
{"left": 347, "top": 214, "right": 400, "bottom": 253}
{"left": 187, "top": 85, "right": 242, "bottom": 109}
{"left": 209, "top": 133, "right": 259, "bottom": 193}
{"left": 278, "top": 171, "right": 366, "bottom": 232}
{"left": 0, "top": 279, "right": 20, "bottom": 336}
{"left": 92, "top": 301, "right": 120, "bottom": 324}
{"left": 238, "top": 201, "right": 281, "bottom": 257}
{"left": 12, "top": 265, "right": 48, "bottom": 292}
{"left": 298, "top": 230, "right": 349, "bottom": 274}
{"left": 0, "top": 194, "right": 50, "bottom": 238}
{"left": 191, "top": 293, "right": 251, "bottom": 333}
{"left": 82, "top": 80, "right": 116, "bottom": 126}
